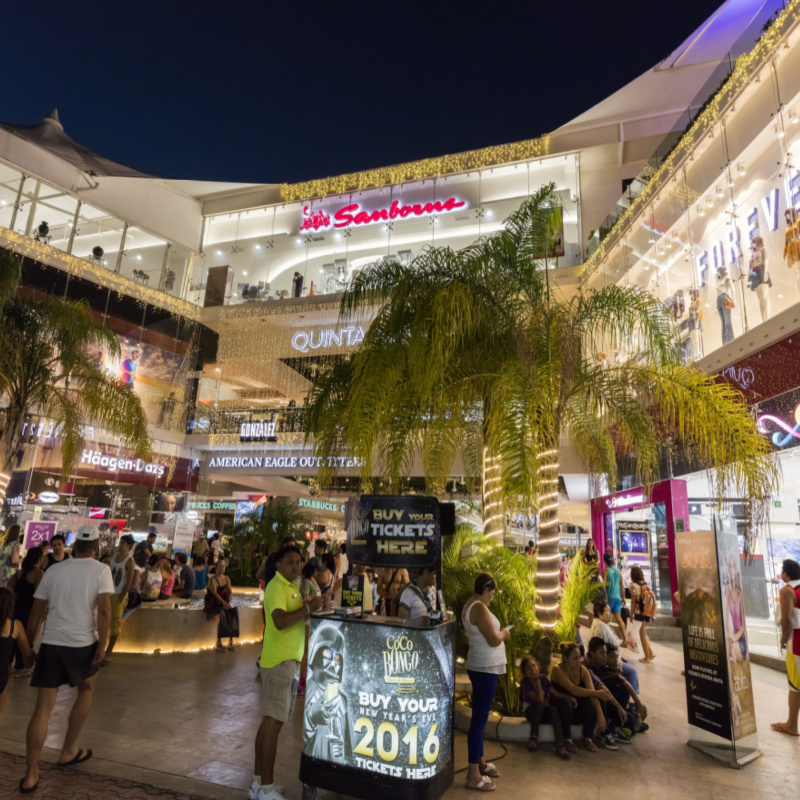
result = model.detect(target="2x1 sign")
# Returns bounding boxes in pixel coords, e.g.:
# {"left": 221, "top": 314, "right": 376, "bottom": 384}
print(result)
{"left": 346, "top": 495, "right": 439, "bottom": 568}
{"left": 24, "top": 520, "right": 58, "bottom": 549}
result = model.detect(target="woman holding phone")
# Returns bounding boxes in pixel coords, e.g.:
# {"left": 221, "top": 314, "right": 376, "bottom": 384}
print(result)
{"left": 462, "top": 572, "right": 509, "bottom": 791}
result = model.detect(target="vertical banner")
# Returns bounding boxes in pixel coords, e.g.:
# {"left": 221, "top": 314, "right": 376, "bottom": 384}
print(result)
{"left": 676, "top": 528, "right": 757, "bottom": 743}
{"left": 717, "top": 521, "right": 757, "bottom": 740}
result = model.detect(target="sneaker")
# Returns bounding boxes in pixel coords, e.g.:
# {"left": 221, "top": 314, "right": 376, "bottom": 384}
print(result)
{"left": 527, "top": 737, "right": 538, "bottom": 753}
{"left": 249, "top": 781, "right": 260, "bottom": 800}
{"left": 637, "top": 722, "right": 650, "bottom": 733}
{"left": 583, "top": 738, "right": 599, "bottom": 752}
{"left": 555, "top": 744, "right": 571, "bottom": 760}
{"left": 564, "top": 738, "right": 578, "bottom": 753}
{"left": 257, "top": 785, "right": 286, "bottom": 800}
{"left": 600, "top": 733, "right": 619, "bottom": 751}
{"left": 612, "top": 728, "right": 633, "bottom": 744}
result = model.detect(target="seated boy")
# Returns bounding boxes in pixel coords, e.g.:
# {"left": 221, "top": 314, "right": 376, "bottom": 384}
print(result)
{"left": 590, "top": 601, "right": 639, "bottom": 692}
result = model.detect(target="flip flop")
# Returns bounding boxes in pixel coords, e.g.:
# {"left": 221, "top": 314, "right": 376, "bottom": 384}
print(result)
{"left": 19, "top": 778, "right": 39, "bottom": 794}
{"left": 480, "top": 762, "right": 500, "bottom": 777}
{"left": 57, "top": 749, "right": 93, "bottom": 767}
{"left": 771, "top": 722, "right": 800, "bottom": 736}
{"left": 466, "top": 776, "right": 495, "bottom": 792}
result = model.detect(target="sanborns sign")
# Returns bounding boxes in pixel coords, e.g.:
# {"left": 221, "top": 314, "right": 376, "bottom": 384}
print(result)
{"left": 300, "top": 196, "right": 466, "bottom": 232}
{"left": 292, "top": 326, "right": 365, "bottom": 353}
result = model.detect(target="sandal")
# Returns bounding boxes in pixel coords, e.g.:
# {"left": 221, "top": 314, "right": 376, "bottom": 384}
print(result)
{"left": 466, "top": 776, "right": 495, "bottom": 792}
{"left": 480, "top": 762, "right": 499, "bottom": 777}
{"left": 226, "top": 643, "right": 235, "bottom": 651}
{"left": 215, "top": 643, "right": 225, "bottom": 652}
{"left": 584, "top": 738, "right": 599, "bottom": 752}
{"left": 57, "top": 749, "right": 93, "bottom": 767}
{"left": 19, "top": 778, "right": 39, "bottom": 794}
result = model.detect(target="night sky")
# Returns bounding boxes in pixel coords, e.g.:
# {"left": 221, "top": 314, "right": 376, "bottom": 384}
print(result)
{"left": 2, "top": 0, "right": 727, "bottom": 185}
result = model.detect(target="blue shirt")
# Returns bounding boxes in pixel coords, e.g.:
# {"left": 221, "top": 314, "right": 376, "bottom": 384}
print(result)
{"left": 606, "top": 566, "right": 621, "bottom": 600}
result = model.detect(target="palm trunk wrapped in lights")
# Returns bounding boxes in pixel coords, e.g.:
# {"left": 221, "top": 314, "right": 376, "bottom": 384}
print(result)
{"left": 535, "top": 448, "right": 561, "bottom": 627}
{"left": 482, "top": 447, "right": 503, "bottom": 539}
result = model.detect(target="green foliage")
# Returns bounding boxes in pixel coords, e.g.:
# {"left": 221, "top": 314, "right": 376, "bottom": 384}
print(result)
{"left": 442, "top": 525, "right": 538, "bottom": 715}
{"left": 226, "top": 499, "right": 309, "bottom": 585}
{"left": 554, "top": 556, "right": 602, "bottom": 643}
{"left": 0, "top": 295, "right": 151, "bottom": 476}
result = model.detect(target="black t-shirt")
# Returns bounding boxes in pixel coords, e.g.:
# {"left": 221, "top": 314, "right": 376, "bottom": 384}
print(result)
{"left": 45, "top": 552, "right": 71, "bottom": 570}
{"left": 133, "top": 540, "right": 153, "bottom": 568}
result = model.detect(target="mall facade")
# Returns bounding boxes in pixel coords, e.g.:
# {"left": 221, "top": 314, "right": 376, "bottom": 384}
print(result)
{"left": 0, "top": 0, "right": 796, "bottom": 647}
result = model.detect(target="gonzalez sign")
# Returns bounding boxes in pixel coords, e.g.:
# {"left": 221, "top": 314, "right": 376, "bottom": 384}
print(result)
{"left": 301, "top": 197, "right": 466, "bottom": 232}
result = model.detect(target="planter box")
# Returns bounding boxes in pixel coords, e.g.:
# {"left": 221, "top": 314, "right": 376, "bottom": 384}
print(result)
{"left": 454, "top": 700, "right": 585, "bottom": 743}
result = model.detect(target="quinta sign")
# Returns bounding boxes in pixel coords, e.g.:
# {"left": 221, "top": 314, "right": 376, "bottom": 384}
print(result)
{"left": 292, "top": 326, "right": 365, "bottom": 353}
{"left": 300, "top": 197, "right": 467, "bottom": 233}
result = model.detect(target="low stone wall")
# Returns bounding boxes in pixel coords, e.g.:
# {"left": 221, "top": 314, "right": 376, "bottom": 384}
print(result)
{"left": 116, "top": 590, "right": 263, "bottom": 653}
{"left": 454, "top": 701, "right": 584, "bottom": 743}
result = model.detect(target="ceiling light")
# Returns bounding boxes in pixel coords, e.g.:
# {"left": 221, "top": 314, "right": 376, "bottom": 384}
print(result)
{"left": 242, "top": 271, "right": 248, "bottom": 276}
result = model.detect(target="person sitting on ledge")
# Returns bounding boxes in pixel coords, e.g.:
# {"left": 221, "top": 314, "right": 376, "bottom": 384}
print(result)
{"left": 590, "top": 599, "right": 639, "bottom": 691}
{"left": 583, "top": 637, "right": 643, "bottom": 740}
{"left": 520, "top": 656, "right": 570, "bottom": 760}
{"left": 172, "top": 553, "right": 196, "bottom": 599}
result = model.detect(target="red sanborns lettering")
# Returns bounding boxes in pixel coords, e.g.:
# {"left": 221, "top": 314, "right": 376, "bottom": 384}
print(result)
{"left": 333, "top": 197, "right": 465, "bottom": 228}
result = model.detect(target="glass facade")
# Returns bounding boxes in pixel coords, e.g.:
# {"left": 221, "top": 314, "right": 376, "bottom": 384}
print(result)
{"left": 197, "top": 155, "right": 583, "bottom": 304}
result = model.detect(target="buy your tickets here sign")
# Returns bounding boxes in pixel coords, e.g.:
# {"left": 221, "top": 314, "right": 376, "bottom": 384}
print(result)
{"left": 345, "top": 495, "right": 440, "bottom": 568}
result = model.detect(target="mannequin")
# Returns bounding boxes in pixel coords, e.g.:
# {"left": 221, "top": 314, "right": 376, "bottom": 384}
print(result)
{"left": 715, "top": 266, "right": 735, "bottom": 345}
{"left": 747, "top": 236, "right": 770, "bottom": 323}
{"left": 784, "top": 208, "right": 800, "bottom": 292}
{"left": 293, "top": 271, "right": 304, "bottom": 298}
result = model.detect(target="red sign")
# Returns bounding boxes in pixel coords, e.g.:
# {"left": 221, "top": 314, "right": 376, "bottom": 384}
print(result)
{"left": 299, "top": 197, "right": 466, "bottom": 233}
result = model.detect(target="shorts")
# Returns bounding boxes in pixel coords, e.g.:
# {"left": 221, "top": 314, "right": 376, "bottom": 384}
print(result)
{"left": 787, "top": 651, "right": 800, "bottom": 693}
{"left": 110, "top": 593, "right": 128, "bottom": 636}
{"left": 260, "top": 659, "right": 299, "bottom": 722}
{"left": 633, "top": 613, "right": 651, "bottom": 623}
{"left": 31, "top": 642, "right": 99, "bottom": 689}
{"left": 608, "top": 597, "right": 622, "bottom": 614}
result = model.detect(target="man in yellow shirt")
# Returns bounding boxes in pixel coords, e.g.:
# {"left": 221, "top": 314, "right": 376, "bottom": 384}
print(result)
{"left": 253, "top": 544, "right": 321, "bottom": 800}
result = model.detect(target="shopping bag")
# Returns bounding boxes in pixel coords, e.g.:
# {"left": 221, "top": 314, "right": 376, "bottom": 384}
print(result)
{"left": 218, "top": 606, "right": 240, "bottom": 639}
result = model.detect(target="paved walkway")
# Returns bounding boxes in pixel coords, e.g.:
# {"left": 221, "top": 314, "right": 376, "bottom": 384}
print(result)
{"left": 1, "top": 637, "right": 800, "bottom": 799}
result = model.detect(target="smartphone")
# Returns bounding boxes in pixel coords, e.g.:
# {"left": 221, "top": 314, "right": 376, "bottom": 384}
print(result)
{"left": 504, "top": 624, "right": 514, "bottom": 631}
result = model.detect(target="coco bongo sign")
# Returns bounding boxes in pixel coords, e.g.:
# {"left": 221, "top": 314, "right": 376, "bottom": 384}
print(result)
{"left": 301, "top": 197, "right": 466, "bottom": 232}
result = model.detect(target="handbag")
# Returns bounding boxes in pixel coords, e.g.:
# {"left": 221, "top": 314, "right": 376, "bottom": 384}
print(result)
{"left": 218, "top": 606, "right": 240, "bottom": 639}
{"left": 723, "top": 295, "right": 735, "bottom": 310}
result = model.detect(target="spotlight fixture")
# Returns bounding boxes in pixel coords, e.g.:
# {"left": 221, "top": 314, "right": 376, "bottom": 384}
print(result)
{"left": 92, "top": 246, "right": 104, "bottom": 260}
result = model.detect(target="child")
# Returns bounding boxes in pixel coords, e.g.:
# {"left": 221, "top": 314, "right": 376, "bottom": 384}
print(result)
{"left": 605, "top": 644, "right": 649, "bottom": 733}
{"left": 520, "top": 657, "right": 570, "bottom": 760}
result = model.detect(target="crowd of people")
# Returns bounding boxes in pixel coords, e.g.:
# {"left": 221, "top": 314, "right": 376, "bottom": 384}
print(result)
{"left": 5, "top": 517, "right": 800, "bottom": 800}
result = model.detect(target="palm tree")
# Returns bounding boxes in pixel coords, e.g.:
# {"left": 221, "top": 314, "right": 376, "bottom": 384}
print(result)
{"left": 306, "top": 184, "right": 778, "bottom": 626}
{"left": 0, "top": 293, "right": 151, "bottom": 481}
{"left": 227, "top": 498, "right": 309, "bottom": 584}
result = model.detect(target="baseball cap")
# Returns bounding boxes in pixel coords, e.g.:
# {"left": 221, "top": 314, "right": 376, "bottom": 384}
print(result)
{"left": 76, "top": 525, "right": 100, "bottom": 542}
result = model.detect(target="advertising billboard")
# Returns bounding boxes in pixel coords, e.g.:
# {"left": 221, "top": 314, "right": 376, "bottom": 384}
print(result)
{"left": 300, "top": 617, "right": 455, "bottom": 799}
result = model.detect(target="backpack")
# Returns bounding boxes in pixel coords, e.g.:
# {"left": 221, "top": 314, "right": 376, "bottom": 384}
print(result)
{"left": 639, "top": 581, "right": 658, "bottom": 618}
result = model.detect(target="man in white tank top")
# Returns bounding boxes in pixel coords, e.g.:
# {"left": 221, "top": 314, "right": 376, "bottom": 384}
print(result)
{"left": 104, "top": 534, "right": 135, "bottom": 665}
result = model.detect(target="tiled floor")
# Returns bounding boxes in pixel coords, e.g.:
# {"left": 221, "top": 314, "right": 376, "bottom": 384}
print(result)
{"left": 1, "top": 637, "right": 799, "bottom": 799}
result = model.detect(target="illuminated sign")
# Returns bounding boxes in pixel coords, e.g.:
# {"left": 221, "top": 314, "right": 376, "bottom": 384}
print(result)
{"left": 300, "top": 617, "right": 455, "bottom": 788}
{"left": 757, "top": 404, "right": 800, "bottom": 447}
{"left": 606, "top": 493, "right": 645, "bottom": 509}
{"left": 208, "top": 454, "right": 365, "bottom": 470}
{"left": 80, "top": 449, "right": 166, "bottom": 478}
{"left": 300, "top": 197, "right": 467, "bottom": 233}
{"left": 299, "top": 497, "right": 346, "bottom": 513}
{"left": 21, "top": 420, "right": 95, "bottom": 442}
{"left": 188, "top": 500, "right": 237, "bottom": 512}
{"left": 37, "top": 491, "right": 60, "bottom": 504}
{"left": 239, "top": 420, "right": 277, "bottom": 443}
{"left": 292, "top": 327, "right": 365, "bottom": 353}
